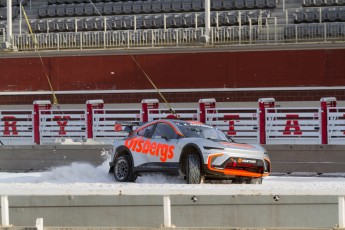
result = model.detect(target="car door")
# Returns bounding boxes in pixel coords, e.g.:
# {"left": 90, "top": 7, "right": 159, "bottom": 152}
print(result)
{"left": 146, "top": 122, "right": 180, "bottom": 166}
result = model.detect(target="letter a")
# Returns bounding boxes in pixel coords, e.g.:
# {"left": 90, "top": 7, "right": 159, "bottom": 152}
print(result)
{"left": 283, "top": 114, "right": 302, "bottom": 135}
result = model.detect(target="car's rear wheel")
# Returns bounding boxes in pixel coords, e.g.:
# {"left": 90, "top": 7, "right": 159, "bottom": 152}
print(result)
{"left": 113, "top": 155, "right": 136, "bottom": 182}
{"left": 186, "top": 154, "right": 202, "bottom": 184}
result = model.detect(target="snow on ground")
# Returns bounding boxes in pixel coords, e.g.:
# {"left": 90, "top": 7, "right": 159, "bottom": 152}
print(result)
{"left": 1, "top": 158, "right": 345, "bottom": 195}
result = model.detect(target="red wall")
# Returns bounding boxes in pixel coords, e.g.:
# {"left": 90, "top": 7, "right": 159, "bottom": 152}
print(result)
{"left": 0, "top": 49, "right": 344, "bottom": 92}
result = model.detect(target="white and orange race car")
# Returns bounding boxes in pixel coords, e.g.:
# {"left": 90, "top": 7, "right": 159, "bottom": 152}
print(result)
{"left": 109, "top": 119, "right": 271, "bottom": 184}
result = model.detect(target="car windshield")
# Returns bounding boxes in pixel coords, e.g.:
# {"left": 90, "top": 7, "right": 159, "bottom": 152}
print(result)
{"left": 176, "top": 122, "right": 230, "bottom": 142}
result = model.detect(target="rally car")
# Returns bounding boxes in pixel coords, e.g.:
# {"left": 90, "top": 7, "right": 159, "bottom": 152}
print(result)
{"left": 109, "top": 119, "right": 271, "bottom": 184}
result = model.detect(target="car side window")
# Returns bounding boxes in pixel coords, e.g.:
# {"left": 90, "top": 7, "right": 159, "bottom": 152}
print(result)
{"left": 152, "top": 123, "right": 178, "bottom": 139}
{"left": 137, "top": 125, "right": 155, "bottom": 138}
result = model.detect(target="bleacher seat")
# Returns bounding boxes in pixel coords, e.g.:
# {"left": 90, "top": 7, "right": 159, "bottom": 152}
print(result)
{"left": 0, "top": 0, "right": 6, "bottom": 7}
{"left": 32, "top": 20, "right": 45, "bottom": 33}
{"left": 65, "top": 4, "right": 75, "bottom": 16}
{"left": 56, "top": 19, "right": 65, "bottom": 31}
{"left": 255, "top": 0, "right": 266, "bottom": 8}
{"left": 152, "top": 14, "right": 163, "bottom": 28}
{"left": 235, "top": 0, "right": 245, "bottom": 9}
{"left": 123, "top": 1, "right": 133, "bottom": 14}
{"left": 56, "top": 4, "right": 66, "bottom": 17}
{"left": 142, "top": 1, "right": 152, "bottom": 13}
{"left": 222, "top": 0, "right": 234, "bottom": 9}
{"left": 135, "top": 15, "right": 144, "bottom": 29}
{"left": 112, "top": 2, "right": 123, "bottom": 14}
{"left": 94, "top": 2, "right": 104, "bottom": 15}
{"left": 266, "top": 0, "right": 276, "bottom": 8}
{"left": 152, "top": 1, "right": 162, "bottom": 12}
{"left": 338, "top": 8, "right": 345, "bottom": 21}
{"left": 64, "top": 18, "right": 75, "bottom": 31}
{"left": 305, "top": 9, "right": 319, "bottom": 22}
{"left": 172, "top": 0, "right": 183, "bottom": 12}
{"left": 182, "top": 0, "right": 192, "bottom": 11}
{"left": 47, "top": 4, "right": 57, "bottom": 17}
{"left": 182, "top": 13, "right": 193, "bottom": 27}
{"left": 142, "top": 15, "right": 153, "bottom": 28}
{"left": 94, "top": 17, "right": 104, "bottom": 30}
{"left": 323, "top": 8, "right": 338, "bottom": 21}
{"left": 132, "top": 1, "right": 143, "bottom": 14}
{"left": 83, "top": 18, "right": 97, "bottom": 31}
{"left": 122, "top": 15, "right": 134, "bottom": 29}
{"left": 294, "top": 11, "right": 306, "bottom": 23}
{"left": 38, "top": 6, "right": 48, "bottom": 18}
{"left": 103, "top": 2, "right": 113, "bottom": 15}
{"left": 74, "top": 3, "right": 85, "bottom": 16}
{"left": 212, "top": 0, "right": 223, "bottom": 10}
{"left": 162, "top": 0, "right": 172, "bottom": 12}
{"left": 111, "top": 16, "right": 123, "bottom": 29}
{"left": 245, "top": 0, "right": 255, "bottom": 8}
{"left": 192, "top": 0, "right": 204, "bottom": 10}
{"left": 84, "top": 3, "right": 95, "bottom": 16}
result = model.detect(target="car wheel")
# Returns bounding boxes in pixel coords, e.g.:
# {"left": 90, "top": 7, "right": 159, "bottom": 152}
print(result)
{"left": 186, "top": 154, "right": 202, "bottom": 184}
{"left": 246, "top": 178, "right": 263, "bottom": 184}
{"left": 113, "top": 155, "right": 136, "bottom": 182}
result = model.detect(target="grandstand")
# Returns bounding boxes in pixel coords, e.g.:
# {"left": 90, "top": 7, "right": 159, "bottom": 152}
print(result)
{"left": 0, "top": 0, "right": 344, "bottom": 50}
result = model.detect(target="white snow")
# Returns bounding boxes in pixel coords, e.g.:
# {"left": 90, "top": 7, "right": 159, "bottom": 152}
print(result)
{"left": 0, "top": 157, "right": 345, "bottom": 196}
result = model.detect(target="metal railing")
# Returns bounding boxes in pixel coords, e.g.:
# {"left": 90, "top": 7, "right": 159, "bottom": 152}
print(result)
{"left": 12, "top": 22, "right": 345, "bottom": 51}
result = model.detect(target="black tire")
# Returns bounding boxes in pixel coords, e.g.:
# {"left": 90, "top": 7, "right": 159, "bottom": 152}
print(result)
{"left": 186, "top": 154, "right": 202, "bottom": 184}
{"left": 246, "top": 178, "right": 263, "bottom": 184}
{"left": 113, "top": 155, "right": 136, "bottom": 182}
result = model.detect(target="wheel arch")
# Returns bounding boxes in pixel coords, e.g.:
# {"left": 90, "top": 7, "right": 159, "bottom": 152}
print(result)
{"left": 109, "top": 145, "right": 134, "bottom": 173}
{"left": 179, "top": 143, "right": 204, "bottom": 175}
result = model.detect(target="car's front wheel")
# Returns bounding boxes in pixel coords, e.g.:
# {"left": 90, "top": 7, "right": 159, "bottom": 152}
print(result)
{"left": 113, "top": 155, "right": 136, "bottom": 182}
{"left": 186, "top": 154, "right": 202, "bottom": 184}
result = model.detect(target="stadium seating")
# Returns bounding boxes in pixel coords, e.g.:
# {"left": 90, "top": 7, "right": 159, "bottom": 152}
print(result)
{"left": 293, "top": 8, "right": 345, "bottom": 23}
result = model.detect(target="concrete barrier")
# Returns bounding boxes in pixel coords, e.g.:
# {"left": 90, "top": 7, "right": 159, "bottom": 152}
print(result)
{"left": 265, "top": 145, "right": 345, "bottom": 174}
{"left": 0, "top": 144, "right": 112, "bottom": 172}
{"left": 0, "top": 144, "right": 345, "bottom": 174}
{"left": 0, "top": 195, "right": 341, "bottom": 228}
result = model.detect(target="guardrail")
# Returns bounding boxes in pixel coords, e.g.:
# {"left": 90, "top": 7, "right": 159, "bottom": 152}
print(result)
{"left": 39, "top": 109, "right": 87, "bottom": 144}
{"left": 266, "top": 107, "right": 321, "bottom": 144}
{"left": 0, "top": 97, "right": 343, "bottom": 145}
{"left": 0, "top": 186, "right": 345, "bottom": 228}
{"left": 328, "top": 107, "right": 345, "bottom": 145}
{"left": 11, "top": 22, "right": 345, "bottom": 51}
{"left": 205, "top": 107, "right": 259, "bottom": 144}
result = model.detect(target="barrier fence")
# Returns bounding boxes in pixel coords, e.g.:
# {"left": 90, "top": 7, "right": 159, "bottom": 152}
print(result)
{"left": 11, "top": 22, "right": 345, "bottom": 51}
{"left": 1, "top": 187, "right": 345, "bottom": 228}
{"left": 0, "top": 97, "right": 343, "bottom": 145}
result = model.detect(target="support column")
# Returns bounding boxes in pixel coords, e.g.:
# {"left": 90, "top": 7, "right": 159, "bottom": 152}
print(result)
{"left": 204, "top": 0, "right": 210, "bottom": 43}
{"left": 1, "top": 196, "right": 9, "bottom": 227}
{"left": 339, "top": 196, "right": 345, "bottom": 228}
{"left": 6, "top": 0, "right": 12, "bottom": 45}
{"left": 320, "top": 97, "right": 337, "bottom": 144}
{"left": 33, "top": 100, "right": 52, "bottom": 145}
{"left": 258, "top": 98, "right": 275, "bottom": 144}
{"left": 141, "top": 99, "right": 159, "bottom": 122}
{"left": 86, "top": 99, "right": 104, "bottom": 139}
{"left": 163, "top": 195, "right": 172, "bottom": 227}
{"left": 199, "top": 98, "right": 216, "bottom": 123}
